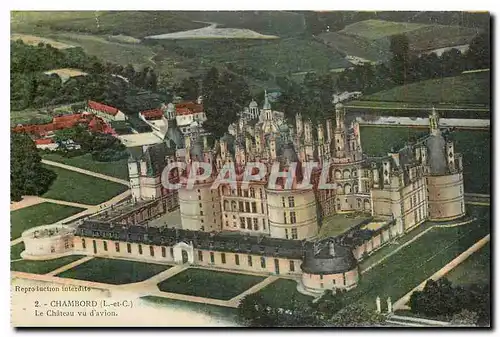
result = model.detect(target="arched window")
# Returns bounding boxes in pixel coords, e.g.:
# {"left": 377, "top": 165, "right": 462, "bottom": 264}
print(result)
{"left": 344, "top": 183, "right": 351, "bottom": 194}
{"left": 357, "top": 198, "right": 362, "bottom": 208}
{"left": 250, "top": 187, "right": 255, "bottom": 198}
{"left": 223, "top": 200, "right": 229, "bottom": 211}
{"left": 343, "top": 169, "right": 351, "bottom": 179}
{"left": 352, "top": 169, "right": 357, "bottom": 177}
{"left": 231, "top": 201, "right": 237, "bottom": 211}
{"left": 334, "top": 170, "right": 342, "bottom": 179}
{"left": 364, "top": 199, "right": 371, "bottom": 210}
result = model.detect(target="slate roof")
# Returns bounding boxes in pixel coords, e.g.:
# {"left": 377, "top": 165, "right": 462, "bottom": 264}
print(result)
{"left": 76, "top": 220, "right": 307, "bottom": 260}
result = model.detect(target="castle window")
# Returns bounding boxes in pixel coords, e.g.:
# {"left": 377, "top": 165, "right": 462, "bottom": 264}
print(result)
{"left": 320, "top": 275, "right": 323, "bottom": 280}
{"left": 149, "top": 245, "right": 155, "bottom": 257}
{"left": 199, "top": 203, "right": 202, "bottom": 208}
{"left": 243, "top": 190, "right": 249, "bottom": 198}
{"left": 291, "top": 228, "right": 298, "bottom": 240}
{"left": 81, "top": 238, "right": 86, "bottom": 249}
{"left": 260, "top": 257, "right": 266, "bottom": 269}
{"left": 245, "top": 202, "right": 250, "bottom": 212}
{"left": 240, "top": 218, "right": 245, "bottom": 229}
{"left": 285, "top": 229, "right": 289, "bottom": 239}
{"left": 115, "top": 242, "right": 120, "bottom": 252}
{"left": 262, "top": 218, "right": 266, "bottom": 230}
{"left": 248, "top": 255, "right": 253, "bottom": 266}
{"left": 161, "top": 247, "right": 166, "bottom": 257}
{"left": 260, "top": 189, "right": 264, "bottom": 199}
{"left": 239, "top": 201, "right": 244, "bottom": 212}
{"left": 127, "top": 243, "right": 132, "bottom": 253}
{"left": 246, "top": 218, "right": 252, "bottom": 229}
{"left": 289, "top": 260, "right": 295, "bottom": 272}
{"left": 290, "top": 212, "right": 297, "bottom": 224}
{"left": 282, "top": 197, "right": 286, "bottom": 207}
{"left": 210, "top": 252, "right": 215, "bottom": 263}
{"left": 261, "top": 203, "right": 265, "bottom": 213}
{"left": 251, "top": 202, "right": 257, "bottom": 213}
{"left": 170, "top": 247, "right": 174, "bottom": 258}
{"left": 198, "top": 250, "right": 203, "bottom": 261}
{"left": 221, "top": 253, "right": 226, "bottom": 264}
{"left": 253, "top": 218, "right": 259, "bottom": 230}
{"left": 288, "top": 196, "right": 295, "bottom": 207}
{"left": 235, "top": 254, "right": 240, "bottom": 265}
{"left": 283, "top": 212, "right": 287, "bottom": 224}
{"left": 103, "top": 241, "right": 108, "bottom": 251}
{"left": 138, "top": 244, "right": 142, "bottom": 255}
{"left": 250, "top": 188, "right": 255, "bottom": 198}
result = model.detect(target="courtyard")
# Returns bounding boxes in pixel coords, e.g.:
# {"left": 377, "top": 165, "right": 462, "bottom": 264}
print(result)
{"left": 157, "top": 268, "right": 266, "bottom": 300}
{"left": 56, "top": 257, "right": 171, "bottom": 284}
{"left": 318, "top": 213, "right": 371, "bottom": 239}
{"left": 11, "top": 255, "right": 85, "bottom": 274}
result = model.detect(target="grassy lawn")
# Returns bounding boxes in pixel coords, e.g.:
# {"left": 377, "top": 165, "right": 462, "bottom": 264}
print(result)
{"left": 11, "top": 242, "right": 25, "bottom": 260}
{"left": 11, "top": 255, "right": 85, "bottom": 274}
{"left": 157, "top": 268, "right": 265, "bottom": 300}
{"left": 359, "top": 126, "right": 491, "bottom": 194}
{"left": 344, "top": 207, "right": 490, "bottom": 309}
{"left": 360, "top": 72, "right": 490, "bottom": 106}
{"left": 42, "top": 165, "right": 128, "bottom": 205}
{"left": 340, "top": 19, "right": 427, "bottom": 40}
{"left": 255, "top": 278, "right": 312, "bottom": 308}
{"left": 42, "top": 153, "right": 129, "bottom": 180}
{"left": 445, "top": 241, "right": 490, "bottom": 287}
{"left": 57, "top": 257, "right": 170, "bottom": 284}
{"left": 10, "top": 202, "right": 84, "bottom": 240}
{"left": 359, "top": 221, "right": 436, "bottom": 271}
{"left": 319, "top": 213, "right": 371, "bottom": 239}
{"left": 141, "top": 296, "right": 238, "bottom": 323}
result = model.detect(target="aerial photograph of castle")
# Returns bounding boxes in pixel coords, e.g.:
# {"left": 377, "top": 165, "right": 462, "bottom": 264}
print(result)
{"left": 10, "top": 10, "right": 491, "bottom": 328}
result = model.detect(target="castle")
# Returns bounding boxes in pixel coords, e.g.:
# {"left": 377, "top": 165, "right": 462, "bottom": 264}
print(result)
{"left": 22, "top": 93, "right": 466, "bottom": 297}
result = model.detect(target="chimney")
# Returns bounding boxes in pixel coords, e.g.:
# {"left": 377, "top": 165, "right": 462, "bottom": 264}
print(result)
{"left": 329, "top": 242, "right": 336, "bottom": 257}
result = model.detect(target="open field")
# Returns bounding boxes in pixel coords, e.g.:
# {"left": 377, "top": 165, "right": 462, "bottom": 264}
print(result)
{"left": 343, "top": 206, "right": 490, "bottom": 308}
{"left": 42, "top": 165, "right": 129, "bottom": 205}
{"left": 316, "top": 32, "right": 391, "bottom": 63}
{"left": 255, "top": 278, "right": 312, "bottom": 308}
{"left": 26, "top": 12, "right": 206, "bottom": 39}
{"left": 146, "top": 24, "right": 279, "bottom": 40}
{"left": 41, "top": 153, "right": 129, "bottom": 180}
{"left": 43, "top": 32, "right": 156, "bottom": 67}
{"left": 360, "top": 71, "right": 490, "bottom": 106}
{"left": 10, "top": 202, "right": 84, "bottom": 240}
{"left": 340, "top": 19, "right": 480, "bottom": 53}
{"left": 176, "top": 37, "right": 351, "bottom": 75}
{"left": 177, "top": 11, "right": 307, "bottom": 37}
{"left": 359, "top": 126, "right": 490, "bottom": 194}
{"left": 340, "top": 19, "right": 427, "bottom": 40}
{"left": 11, "top": 255, "right": 85, "bottom": 274}
{"left": 157, "top": 268, "right": 265, "bottom": 300}
{"left": 57, "top": 258, "right": 170, "bottom": 284}
{"left": 10, "top": 33, "right": 75, "bottom": 49}
{"left": 445, "top": 241, "right": 490, "bottom": 286}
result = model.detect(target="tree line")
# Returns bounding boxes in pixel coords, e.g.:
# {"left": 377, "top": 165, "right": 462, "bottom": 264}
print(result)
{"left": 237, "top": 289, "right": 385, "bottom": 327}
{"left": 11, "top": 40, "right": 159, "bottom": 111}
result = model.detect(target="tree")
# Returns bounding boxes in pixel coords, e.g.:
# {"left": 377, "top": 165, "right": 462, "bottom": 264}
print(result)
{"left": 10, "top": 133, "right": 56, "bottom": 201}
{"left": 202, "top": 69, "right": 250, "bottom": 139}
{"left": 327, "top": 303, "right": 386, "bottom": 327}
{"left": 175, "top": 77, "right": 199, "bottom": 100}
{"left": 451, "top": 309, "right": 478, "bottom": 326}
{"left": 389, "top": 34, "right": 411, "bottom": 85}
{"left": 466, "top": 32, "right": 490, "bottom": 70}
